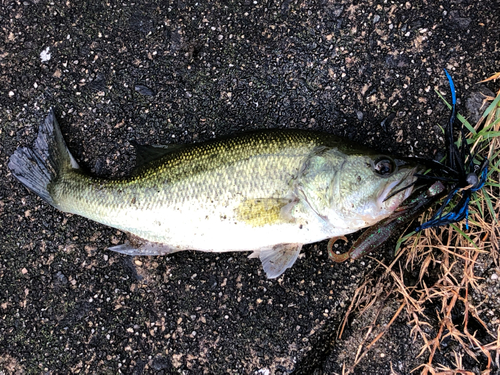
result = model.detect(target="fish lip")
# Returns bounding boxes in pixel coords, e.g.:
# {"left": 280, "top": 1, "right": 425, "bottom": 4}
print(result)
{"left": 377, "top": 166, "right": 419, "bottom": 208}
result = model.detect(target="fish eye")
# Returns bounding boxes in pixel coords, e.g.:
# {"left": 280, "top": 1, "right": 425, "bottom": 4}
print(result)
{"left": 372, "top": 156, "right": 397, "bottom": 177}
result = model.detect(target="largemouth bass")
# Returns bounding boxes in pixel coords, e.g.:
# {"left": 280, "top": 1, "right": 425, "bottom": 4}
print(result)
{"left": 9, "top": 109, "right": 418, "bottom": 278}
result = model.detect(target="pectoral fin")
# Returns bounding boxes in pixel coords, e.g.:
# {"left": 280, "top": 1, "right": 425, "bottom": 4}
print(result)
{"left": 257, "top": 243, "right": 302, "bottom": 279}
{"left": 235, "top": 198, "right": 296, "bottom": 227}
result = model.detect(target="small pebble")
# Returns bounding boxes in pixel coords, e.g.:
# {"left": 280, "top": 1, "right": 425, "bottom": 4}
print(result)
{"left": 135, "top": 84, "right": 154, "bottom": 96}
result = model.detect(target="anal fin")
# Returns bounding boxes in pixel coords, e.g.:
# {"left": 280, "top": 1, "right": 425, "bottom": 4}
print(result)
{"left": 109, "top": 234, "right": 182, "bottom": 256}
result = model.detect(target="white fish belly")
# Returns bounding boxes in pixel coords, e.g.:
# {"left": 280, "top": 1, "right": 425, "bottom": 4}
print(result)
{"left": 111, "top": 199, "right": 344, "bottom": 252}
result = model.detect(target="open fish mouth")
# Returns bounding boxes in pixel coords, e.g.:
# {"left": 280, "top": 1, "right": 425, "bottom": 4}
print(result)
{"left": 378, "top": 167, "right": 419, "bottom": 211}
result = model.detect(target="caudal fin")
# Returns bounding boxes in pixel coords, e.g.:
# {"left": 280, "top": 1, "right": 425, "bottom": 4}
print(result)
{"left": 8, "top": 109, "right": 80, "bottom": 207}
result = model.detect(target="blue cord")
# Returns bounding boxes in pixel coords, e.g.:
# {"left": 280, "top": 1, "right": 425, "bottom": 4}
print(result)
{"left": 416, "top": 70, "right": 488, "bottom": 232}
{"left": 444, "top": 69, "right": 456, "bottom": 106}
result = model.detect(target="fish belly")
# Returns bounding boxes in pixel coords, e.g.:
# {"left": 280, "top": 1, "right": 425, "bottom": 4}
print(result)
{"left": 113, "top": 199, "right": 334, "bottom": 252}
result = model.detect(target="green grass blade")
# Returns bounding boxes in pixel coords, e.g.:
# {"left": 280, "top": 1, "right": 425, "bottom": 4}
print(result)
{"left": 471, "top": 192, "right": 485, "bottom": 220}
{"left": 476, "top": 131, "right": 500, "bottom": 139}
{"left": 477, "top": 117, "right": 500, "bottom": 136}
{"left": 450, "top": 224, "right": 480, "bottom": 250}
{"left": 460, "top": 115, "right": 476, "bottom": 135}
{"left": 482, "top": 92, "right": 500, "bottom": 119}
{"left": 434, "top": 89, "right": 476, "bottom": 134}
{"left": 488, "top": 158, "right": 500, "bottom": 174}
{"left": 482, "top": 192, "right": 498, "bottom": 224}
{"left": 395, "top": 230, "right": 418, "bottom": 254}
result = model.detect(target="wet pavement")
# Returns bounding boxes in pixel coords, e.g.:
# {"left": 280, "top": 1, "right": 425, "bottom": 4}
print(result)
{"left": 1, "top": 0, "right": 499, "bottom": 373}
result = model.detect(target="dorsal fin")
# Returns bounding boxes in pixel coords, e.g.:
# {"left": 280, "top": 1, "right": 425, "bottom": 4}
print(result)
{"left": 130, "top": 140, "right": 187, "bottom": 167}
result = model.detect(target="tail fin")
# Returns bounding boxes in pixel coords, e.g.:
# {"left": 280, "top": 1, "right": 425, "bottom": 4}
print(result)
{"left": 8, "top": 108, "right": 80, "bottom": 207}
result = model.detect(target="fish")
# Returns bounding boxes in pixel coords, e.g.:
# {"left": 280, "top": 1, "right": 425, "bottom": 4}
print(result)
{"left": 8, "top": 109, "right": 419, "bottom": 278}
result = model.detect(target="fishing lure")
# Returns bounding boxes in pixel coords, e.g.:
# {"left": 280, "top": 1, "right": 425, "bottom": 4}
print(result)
{"left": 329, "top": 70, "right": 490, "bottom": 262}
{"left": 416, "top": 70, "right": 489, "bottom": 231}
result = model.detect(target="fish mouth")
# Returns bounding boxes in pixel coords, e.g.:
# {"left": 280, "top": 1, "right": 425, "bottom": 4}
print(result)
{"left": 377, "top": 167, "right": 419, "bottom": 211}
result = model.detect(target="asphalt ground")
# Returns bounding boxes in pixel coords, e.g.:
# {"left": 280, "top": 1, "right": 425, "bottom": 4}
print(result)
{"left": 1, "top": 0, "right": 499, "bottom": 374}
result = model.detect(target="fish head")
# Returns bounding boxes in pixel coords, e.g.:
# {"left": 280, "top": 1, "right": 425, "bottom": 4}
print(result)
{"left": 297, "top": 148, "right": 420, "bottom": 232}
